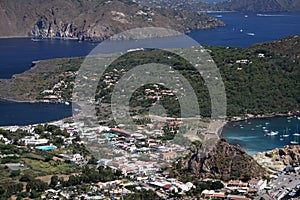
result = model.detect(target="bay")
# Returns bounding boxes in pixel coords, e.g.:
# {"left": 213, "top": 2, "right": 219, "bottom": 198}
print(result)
{"left": 221, "top": 116, "right": 300, "bottom": 155}
{"left": 0, "top": 100, "right": 71, "bottom": 126}
{"left": 0, "top": 38, "right": 98, "bottom": 79}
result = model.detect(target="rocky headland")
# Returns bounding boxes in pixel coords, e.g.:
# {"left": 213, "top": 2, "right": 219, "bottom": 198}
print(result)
{"left": 181, "top": 138, "right": 266, "bottom": 181}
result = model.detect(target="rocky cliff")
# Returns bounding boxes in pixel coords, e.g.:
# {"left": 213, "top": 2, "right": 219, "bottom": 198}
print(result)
{"left": 0, "top": 0, "right": 224, "bottom": 41}
{"left": 254, "top": 145, "right": 300, "bottom": 173}
{"left": 182, "top": 138, "right": 265, "bottom": 181}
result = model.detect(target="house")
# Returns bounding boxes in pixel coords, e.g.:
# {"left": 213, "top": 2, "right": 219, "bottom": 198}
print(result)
{"left": 22, "top": 138, "right": 48, "bottom": 145}
{"left": 70, "top": 154, "right": 87, "bottom": 165}
{"left": 111, "top": 128, "right": 131, "bottom": 137}
{"left": 258, "top": 53, "right": 265, "bottom": 58}
{"left": 160, "top": 152, "right": 177, "bottom": 160}
{"left": 248, "top": 179, "right": 267, "bottom": 191}
{"left": 226, "top": 180, "right": 248, "bottom": 188}
{"left": 227, "top": 194, "right": 250, "bottom": 200}
{"left": 236, "top": 59, "right": 249, "bottom": 64}
{"left": 96, "top": 180, "right": 122, "bottom": 189}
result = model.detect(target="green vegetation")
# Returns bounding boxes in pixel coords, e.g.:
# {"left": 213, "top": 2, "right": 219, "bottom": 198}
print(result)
{"left": 0, "top": 36, "right": 298, "bottom": 120}
{"left": 95, "top": 41, "right": 299, "bottom": 118}
{"left": 124, "top": 189, "right": 162, "bottom": 200}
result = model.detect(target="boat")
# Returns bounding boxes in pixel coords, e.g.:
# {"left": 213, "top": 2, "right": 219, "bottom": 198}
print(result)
{"left": 31, "top": 38, "right": 42, "bottom": 42}
{"left": 247, "top": 32, "right": 255, "bottom": 36}
{"left": 282, "top": 128, "right": 289, "bottom": 137}
{"left": 266, "top": 131, "right": 278, "bottom": 136}
{"left": 290, "top": 140, "right": 298, "bottom": 145}
{"left": 293, "top": 125, "right": 300, "bottom": 136}
{"left": 282, "top": 134, "right": 289, "bottom": 137}
{"left": 290, "top": 128, "right": 299, "bottom": 144}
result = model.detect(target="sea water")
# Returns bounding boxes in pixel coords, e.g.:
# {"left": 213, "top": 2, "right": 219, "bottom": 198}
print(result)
{"left": 221, "top": 116, "right": 300, "bottom": 155}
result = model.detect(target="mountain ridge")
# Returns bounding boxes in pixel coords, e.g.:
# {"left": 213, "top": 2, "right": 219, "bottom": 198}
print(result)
{"left": 138, "top": 0, "right": 300, "bottom": 12}
{"left": 0, "top": 0, "right": 223, "bottom": 41}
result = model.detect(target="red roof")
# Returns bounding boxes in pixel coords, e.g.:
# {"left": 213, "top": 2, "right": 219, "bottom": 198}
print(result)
{"left": 111, "top": 128, "right": 130, "bottom": 136}
{"left": 163, "top": 184, "right": 172, "bottom": 189}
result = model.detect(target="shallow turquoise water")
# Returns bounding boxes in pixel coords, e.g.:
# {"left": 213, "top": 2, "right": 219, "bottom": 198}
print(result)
{"left": 222, "top": 115, "right": 300, "bottom": 155}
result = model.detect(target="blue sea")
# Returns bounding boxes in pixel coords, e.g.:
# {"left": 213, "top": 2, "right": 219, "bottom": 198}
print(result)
{"left": 222, "top": 116, "right": 300, "bottom": 155}
{"left": 0, "top": 100, "right": 71, "bottom": 126}
{"left": 0, "top": 12, "right": 300, "bottom": 154}
{"left": 190, "top": 11, "right": 300, "bottom": 47}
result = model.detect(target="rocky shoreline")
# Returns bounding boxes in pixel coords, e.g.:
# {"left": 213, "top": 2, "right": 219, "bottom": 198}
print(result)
{"left": 253, "top": 145, "right": 300, "bottom": 173}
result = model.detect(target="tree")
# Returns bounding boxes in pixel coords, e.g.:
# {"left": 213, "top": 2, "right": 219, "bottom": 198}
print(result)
{"left": 50, "top": 175, "right": 59, "bottom": 187}
{"left": 10, "top": 170, "right": 21, "bottom": 177}
{"left": 0, "top": 186, "right": 5, "bottom": 195}
{"left": 20, "top": 174, "right": 33, "bottom": 182}
{"left": 211, "top": 181, "right": 224, "bottom": 190}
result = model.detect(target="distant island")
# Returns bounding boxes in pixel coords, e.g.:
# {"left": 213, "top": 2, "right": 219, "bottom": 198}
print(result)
{"left": 138, "top": 0, "right": 300, "bottom": 12}
{"left": 0, "top": 0, "right": 223, "bottom": 41}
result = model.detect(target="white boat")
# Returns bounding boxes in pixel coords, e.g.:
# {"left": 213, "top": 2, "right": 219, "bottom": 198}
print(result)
{"left": 266, "top": 131, "right": 278, "bottom": 136}
{"left": 247, "top": 32, "right": 255, "bottom": 36}
{"left": 293, "top": 125, "right": 300, "bottom": 136}
{"left": 290, "top": 141, "right": 298, "bottom": 145}
{"left": 282, "top": 128, "right": 289, "bottom": 137}
{"left": 31, "top": 38, "right": 42, "bottom": 42}
{"left": 282, "top": 134, "right": 289, "bottom": 137}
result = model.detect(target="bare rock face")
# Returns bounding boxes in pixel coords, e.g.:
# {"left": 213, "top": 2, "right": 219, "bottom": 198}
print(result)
{"left": 254, "top": 145, "right": 300, "bottom": 172}
{"left": 0, "top": 0, "right": 224, "bottom": 41}
{"left": 183, "top": 139, "right": 265, "bottom": 181}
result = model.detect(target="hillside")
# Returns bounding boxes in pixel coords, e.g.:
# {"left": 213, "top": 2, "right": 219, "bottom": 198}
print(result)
{"left": 0, "top": 0, "right": 223, "bottom": 40}
{"left": 218, "top": 0, "right": 300, "bottom": 12}
{"left": 138, "top": 0, "right": 300, "bottom": 12}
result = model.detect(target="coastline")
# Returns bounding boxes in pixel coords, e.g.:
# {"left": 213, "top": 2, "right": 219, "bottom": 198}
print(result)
{"left": 227, "top": 111, "right": 300, "bottom": 123}
{"left": 0, "top": 97, "right": 40, "bottom": 104}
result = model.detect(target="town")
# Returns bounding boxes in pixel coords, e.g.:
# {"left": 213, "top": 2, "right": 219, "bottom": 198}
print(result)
{"left": 1, "top": 116, "right": 299, "bottom": 199}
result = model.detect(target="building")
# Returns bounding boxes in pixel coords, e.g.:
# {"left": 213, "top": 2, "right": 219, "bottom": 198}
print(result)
{"left": 160, "top": 151, "right": 177, "bottom": 160}
{"left": 22, "top": 138, "right": 48, "bottom": 145}
{"left": 111, "top": 128, "right": 131, "bottom": 137}
{"left": 227, "top": 194, "right": 250, "bottom": 200}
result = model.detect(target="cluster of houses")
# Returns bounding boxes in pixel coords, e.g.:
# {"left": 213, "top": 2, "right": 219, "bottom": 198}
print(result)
{"left": 201, "top": 179, "right": 267, "bottom": 200}
{"left": 40, "top": 71, "right": 76, "bottom": 103}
